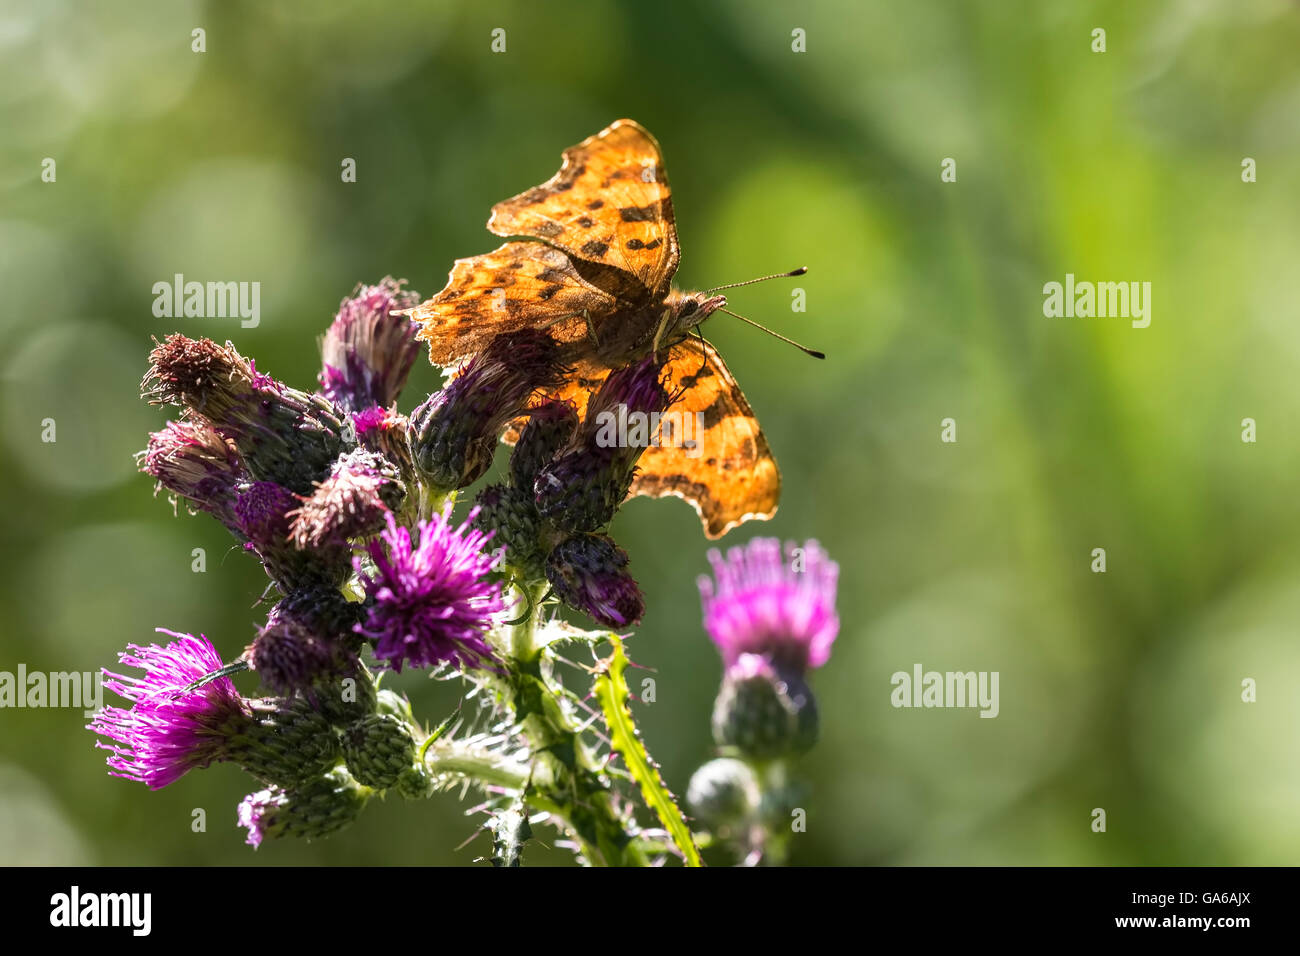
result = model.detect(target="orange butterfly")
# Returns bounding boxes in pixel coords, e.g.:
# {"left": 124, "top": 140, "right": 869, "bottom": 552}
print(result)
{"left": 410, "top": 119, "right": 817, "bottom": 538}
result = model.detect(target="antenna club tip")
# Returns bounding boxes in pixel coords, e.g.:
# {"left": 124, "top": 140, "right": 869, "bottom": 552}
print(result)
{"left": 791, "top": 266, "right": 809, "bottom": 276}
{"left": 808, "top": 349, "right": 826, "bottom": 360}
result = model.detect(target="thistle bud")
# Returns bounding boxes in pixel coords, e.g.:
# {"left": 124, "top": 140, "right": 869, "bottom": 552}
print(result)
{"left": 142, "top": 334, "right": 349, "bottom": 494}
{"left": 686, "top": 757, "right": 761, "bottom": 828}
{"left": 288, "top": 448, "right": 405, "bottom": 549}
{"left": 246, "top": 589, "right": 366, "bottom": 700}
{"left": 341, "top": 714, "right": 417, "bottom": 790}
{"left": 473, "top": 482, "right": 547, "bottom": 581}
{"left": 319, "top": 278, "right": 422, "bottom": 414}
{"left": 544, "top": 533, "right": 644, "bottom": 629}
{"left": 234, "top": 696, "right": 342, "bottom": 788}
{"left": 237, "top": 766, "right": 370, "bottom": 848}
{"left": 352, "top": 406, "right": 416, "bottom": 484}
{"left": 711, "top": 653, "right": 819, "bottom": 760}
{"left": 509, "top": 399, "right": 578, "bottom": 490}
{"left": 534, "top": 357, "right": 668, "bottom": 532}
{"left": 408, "top": 330, "right": 566, "bottom": 491}
{"left": 139, "top": 413, "right": 247, "bottom": 532}
{"left": 234, "top": 481, "right": 349, "bottom": 592}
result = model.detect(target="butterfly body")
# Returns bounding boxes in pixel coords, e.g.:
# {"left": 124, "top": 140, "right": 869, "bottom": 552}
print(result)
{"left": 412, "top": 119, "right": 781, "bottom": 538}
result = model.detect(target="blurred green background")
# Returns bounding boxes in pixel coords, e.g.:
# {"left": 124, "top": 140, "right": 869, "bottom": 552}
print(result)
{"left": 3, "top": 0, "right": 1299, "bottom": 866}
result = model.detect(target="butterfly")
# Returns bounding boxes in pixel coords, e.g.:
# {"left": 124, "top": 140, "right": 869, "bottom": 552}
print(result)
{"left": 410, "top": 119, "right": 817, "bottom": 538}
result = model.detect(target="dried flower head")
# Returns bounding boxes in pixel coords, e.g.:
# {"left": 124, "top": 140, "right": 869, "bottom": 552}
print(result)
{"left": 320, "top": 277, "right": 422, "bottom": 414}
{"left": 545, "top": 532, "right": 644, "bottom": 629}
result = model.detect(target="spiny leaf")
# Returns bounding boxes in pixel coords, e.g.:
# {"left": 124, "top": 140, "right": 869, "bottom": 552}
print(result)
{"left": 593, "top": 635, "right": 702, "bottom": 867}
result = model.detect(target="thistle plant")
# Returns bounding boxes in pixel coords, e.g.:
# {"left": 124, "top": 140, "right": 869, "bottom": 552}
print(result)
{"left": 90, "top": 276, "right": 840, "bottom": 866}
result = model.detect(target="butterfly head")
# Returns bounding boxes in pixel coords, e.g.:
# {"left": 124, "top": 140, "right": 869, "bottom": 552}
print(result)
{"left": 665, "top": 290, "right": 727, "bottom": 337}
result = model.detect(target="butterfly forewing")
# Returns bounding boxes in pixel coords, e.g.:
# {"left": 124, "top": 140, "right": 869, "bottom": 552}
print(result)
{"left": 411, "top": 241, "right": 615, "bottom": 366}
{"left": 487, "top": 119, "right": 680, "bottom": 300}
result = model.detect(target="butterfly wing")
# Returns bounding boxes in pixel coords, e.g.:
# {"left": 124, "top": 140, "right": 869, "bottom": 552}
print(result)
{"left": 633, "top": 339, "right": 780, "bottom": 538}
{"left": 504, "top": 340, "right": 779, "bottom": 538}
{"left": 411, "top": 241, "right": 616, "bottom": 366}
{"left": 487, "top": 119, "right": 680, "bottom": 301}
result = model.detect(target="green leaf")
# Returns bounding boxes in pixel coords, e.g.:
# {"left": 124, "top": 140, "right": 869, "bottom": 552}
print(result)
{"left": 593, "top": 635, "right": 703, "bottom": 867}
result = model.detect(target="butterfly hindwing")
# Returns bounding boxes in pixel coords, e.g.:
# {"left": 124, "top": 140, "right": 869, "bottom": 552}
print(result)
{"left": 411, "top": 241, "right": 615, "bottom": 365}
{"left": 629, "top": 339, "right": 780, "bottom": 539}
{"left": 487, "top": 119, "right": 680, "bottom": 301}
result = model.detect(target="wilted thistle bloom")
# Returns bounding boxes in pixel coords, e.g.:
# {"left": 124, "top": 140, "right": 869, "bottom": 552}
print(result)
{"left": 698, "top": 538, "right": 839, "bottom": 676}
{"left": 354, "top": 509, "right": 506, "bottom": 672}
{"left": 534, "top": 356, "right": 669, "bottom": 533}
{"left": 319, "top": 277, "right": 422, "bottom": 414}
{"left": 408, "top": 329, "right": 566, "bottom": 491}
{"left": 288, "top": 448, "right": 405, "bottom": 549}
{"left": 139, "top": 413, "right": 247, "bottom": 532}
{"left": 234, "top": 481, "right": 349, "bottom": 591}
{"left": 238, "top": 766, "right": 370, "bottom": 848}
{"left": 142, "top": 334, "right": 349, "bottom": 494}
{"left": 545, "top": 533, "right": 645, "bottom": 629}
{"left": 89, "top": 630, "right": 252, "bottom": 789}
{"left": 246, "top": 589, "right": 364, "bottom": 698}
{"left": 698, "top": 538, "right": 839, "bottom": 760}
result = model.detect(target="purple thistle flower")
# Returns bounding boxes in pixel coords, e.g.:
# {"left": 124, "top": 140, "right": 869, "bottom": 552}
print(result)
{"left": 351, "top": 405, "right": 391, "bottom": 437}
{"left": 142, "top": 334, "right": 349, "bottom": 495}
{"left": 354, "top": 509, "right": 507, "bottom": 672}
{"left": 288, "top": 449, "right": 405, "bottom": 549}
{"left": 139, "top": 413, "right": 247, "bottom": 530}
{"left": 88, "top": 630, "right": 252, "bottom": 790}
{"left": 545, "top": 533, "right": 645, "bottom": 629}
{"left": 697, "top": 538, "right": 840, "bottom": 677}
{"left": 408, "top": 329, "right": 567, "bottom": 491}
{"left": 235, "top": 480, "right": 349, "bottom": 591}
{"left": 237, "top": 788, "right": 280, "bottom": 848}
{"left": 534, "top": 356, "right": 670, "bottom": 533}
{"left": 319, "top": 277, "right": 423, "bottom": 414}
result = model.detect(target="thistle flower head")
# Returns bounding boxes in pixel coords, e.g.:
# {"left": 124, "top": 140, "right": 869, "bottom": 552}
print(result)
{"left": 354, "top": 509, "right": 506, "bottom": 672}
{"left": 288, "top": 448, "right": 405, "bottom": 549}
{"left": 89, "top": 630, "right": 251, "bottom": 790}
{"left": 534, "top": 356, "right": 670, "bottom": 533}
{"left": 234, "top": 481, "right": 349, "bottom": 591}
{"left": 697, "top": 538, "right": 840, "bottom": 676}
{"left": 409, "top": 330, "right": 567, "bottom": 491}
{"left": 320, "top": 278, "right": 422, "bottom": 414}
{"left": 545, "top": 533, "right": 644, "bottom": 629}
{"left": 142, "top": 334, "right": 349, "bottom": 494}
{"left": 509, "top": 398, "right": 578, "bottom": 490}
{"left": 473, "top": 482, "right": 546, "bottom": 581}
{"left": 139, "top": 413, "right": 247, "bottom": 530}
{"left": 238, "top": 766, "right": 370, "bottom": 848}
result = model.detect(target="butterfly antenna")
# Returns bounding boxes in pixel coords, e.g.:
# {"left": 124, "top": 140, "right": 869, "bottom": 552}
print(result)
{"left": 705, "top": 266, "right": 807, "bottom": 294}
{"left": 718, "top": 308, "right": 825, "bottom": 359}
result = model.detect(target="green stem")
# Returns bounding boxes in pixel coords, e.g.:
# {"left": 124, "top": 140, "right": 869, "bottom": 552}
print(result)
{"left": 506, "top": 582, "right": 647, "bottom": 867}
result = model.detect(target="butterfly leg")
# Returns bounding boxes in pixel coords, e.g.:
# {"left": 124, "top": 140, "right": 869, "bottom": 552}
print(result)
{"left": 650, "top": 308, "right": 673, "bottom": 359}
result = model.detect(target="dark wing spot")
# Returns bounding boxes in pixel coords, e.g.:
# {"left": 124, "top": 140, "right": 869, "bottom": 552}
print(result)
{"left": 619, "top": 204, "right": 658, "bottom": 222}
{"left": 580, "top": 240, "right": 609, "bottom": 258}
{"left": 538, "top": 285, "right": 563, "bottom": 301}
{"left": 586, "top": 199, "right": 604, "bottom": 210}
{"left": 577, "top": 217, "right": 594, "bottom": 228}
{"left": 536, "top": 268, "right": 566, "bottom": 284}
{"left": 626, "top": 238, "right": 645, "bottom": 250}
{"left": 534, "top": 221, "right": 563, "bottom": 239}
{"left": 699, "top": 392, "right": 730, "bottom": 429}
